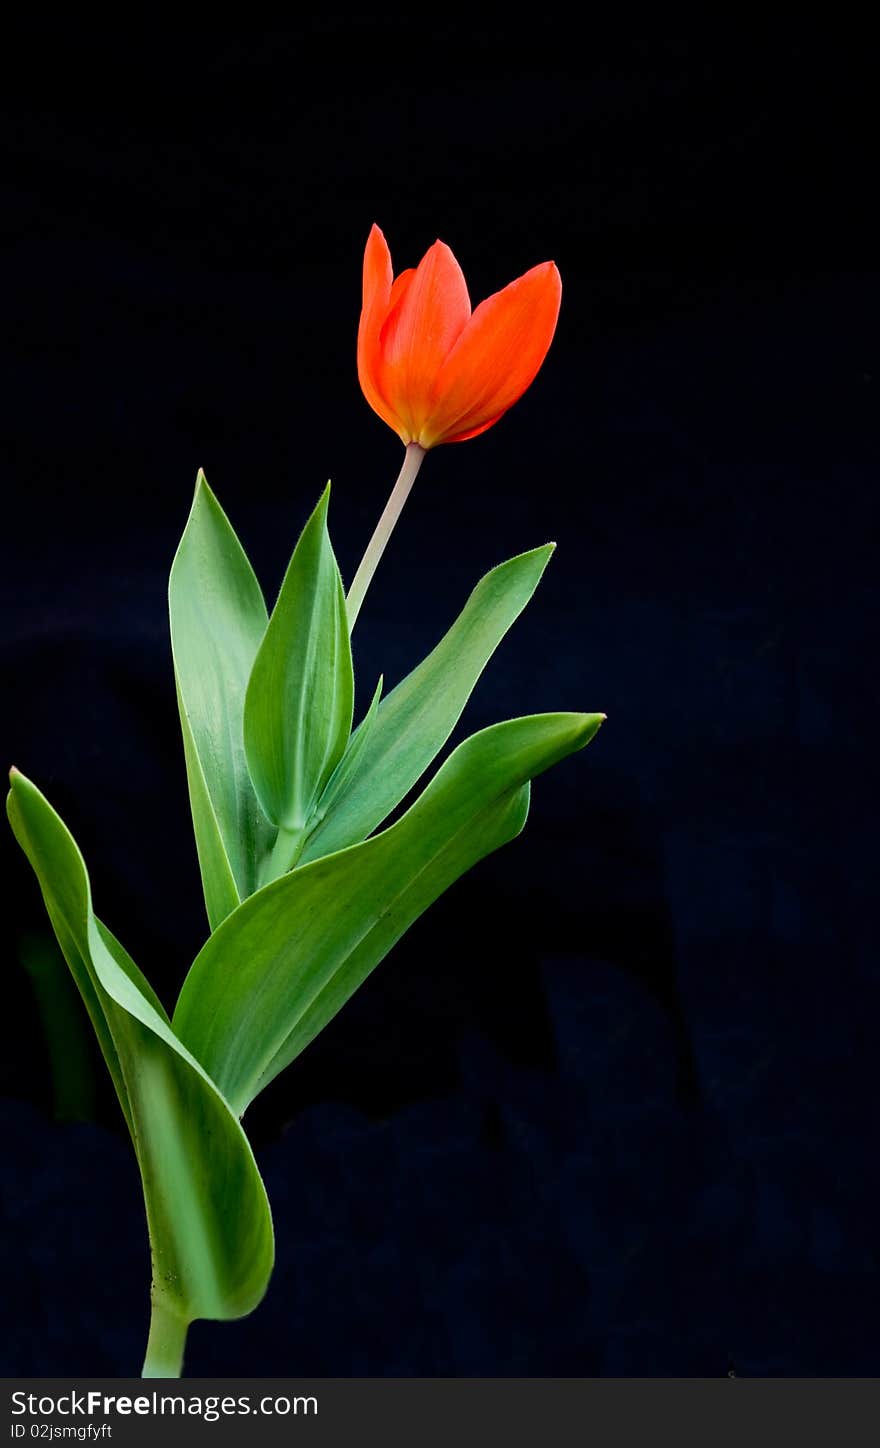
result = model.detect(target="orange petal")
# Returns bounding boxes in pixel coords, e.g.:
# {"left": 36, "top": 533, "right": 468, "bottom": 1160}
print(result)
{"left": 361, "top": 222, "right": 392, "bottom": 315}
{"left": 365, "top": 268, "right": 417, "bottom": 438}
{"left": 422, "top": 261, "right": 562, "bottom": 447}
{"left": 441, "top": 410, "right": 509, "bottom": 444}
{"left": 357, "top": 225, "right": 408, "bottom": 439}
{"left": 385, "top": 266, "right": 416, "bottom": 315}
{"left": 378, "top": 239, "right": 471, "bottom": 440}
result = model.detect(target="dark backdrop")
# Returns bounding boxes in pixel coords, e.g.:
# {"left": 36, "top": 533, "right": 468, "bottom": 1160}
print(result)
{"left": 1, "top": 15, "right": 878, "bottom": 1376}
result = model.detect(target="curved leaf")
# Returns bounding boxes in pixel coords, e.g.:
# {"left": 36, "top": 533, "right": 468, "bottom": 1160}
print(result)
{"left": 6, "top": 771, "right": 274, "bottom": 1347}
{"left": 174, "top": 711, "right": 603, "bottom": 1114}
{"left": 301, "top": 543, "right": 555, "bottom": 863}
{"left": 244, "top": 485, "right": 353, "bottom": 855}
{"left": 169, "top": 471, "right": 272, "bottom": 928}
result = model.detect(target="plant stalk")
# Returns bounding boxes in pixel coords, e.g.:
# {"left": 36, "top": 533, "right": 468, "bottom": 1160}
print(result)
{"left": 142, "top": 1293, "right": 189, "bottom": 1378}
{"left": 259, "top": 822, "right": 308, "bottom": 885}
{"left": 346, "top": 442, "right": 426, "bottom": 630}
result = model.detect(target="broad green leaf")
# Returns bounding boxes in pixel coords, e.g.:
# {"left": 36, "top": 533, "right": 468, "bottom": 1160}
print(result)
{"left": 300, "top": 544, "right": 555, "bottom": 864}
{"left": 174, "top": 711, "right": 603, "bottom": 1115}
{"left": 169, "top": 472, "right": 272, "bottom": 928}
{"left": 7, "top": 771, "right": 274, "bottom": 1350}
{"left": 244, "top": 484, "right": 354, "bottom": 856}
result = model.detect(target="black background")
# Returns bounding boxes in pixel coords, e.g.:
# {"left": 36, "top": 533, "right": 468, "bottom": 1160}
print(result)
{"left": 1, "top": 14, "right": 878, "bottom": 1375}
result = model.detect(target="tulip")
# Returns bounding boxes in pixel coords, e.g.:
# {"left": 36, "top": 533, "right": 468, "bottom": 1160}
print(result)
{"left": 358, "top": 223, "right": 561, "bottom": 450}
{"left": 348, "top": 224, "right": 562, "bottom": 628}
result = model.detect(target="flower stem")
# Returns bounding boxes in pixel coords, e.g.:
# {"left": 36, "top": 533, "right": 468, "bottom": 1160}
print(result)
{"left": 142, "top": 1293, "right": 189, "bottom": 1378}
{"left": 259, "top": 822, "right": 308, "bottom": 886}
{"left": 346, "top": 442, "right": 426, "bottom": 631}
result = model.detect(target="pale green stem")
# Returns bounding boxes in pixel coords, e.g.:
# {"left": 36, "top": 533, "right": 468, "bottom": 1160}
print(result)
{"left": 142, "top": 1293, "right": 189, "bottom": 1378}
{"left": 346, "top": 442, "right": 426, "bottom": 631}
{"left": 259, "top": 822, "right": 308, "bottom": 886}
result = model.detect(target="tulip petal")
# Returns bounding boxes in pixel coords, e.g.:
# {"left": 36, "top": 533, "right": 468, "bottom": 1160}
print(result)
{"left": 355, "top": 267, "right": 418, "bottom": 441}
{"left": 361, "top": 222, "right": 393, "bottom": 315}
{"left": 357, "top": 227, "right": 410, "bottom": 441}
{"left": 423, "top": 262, "right": 562, "bottom": 447}
{"left": 440, "top": 410, "right": 508, "bottom": 444}
{"left": 386, "top": 267, "right": 416, "bottom": 315}
{"left": 378, "top": 240, "right": 471, "bottom": 441}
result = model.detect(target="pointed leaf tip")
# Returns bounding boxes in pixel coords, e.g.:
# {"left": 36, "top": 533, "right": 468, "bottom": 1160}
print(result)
{"left": 565, "top": 712, "right": 606, "bottom": 752}
{"left": 314, "top": 480, "right": 332, "bottom": 519}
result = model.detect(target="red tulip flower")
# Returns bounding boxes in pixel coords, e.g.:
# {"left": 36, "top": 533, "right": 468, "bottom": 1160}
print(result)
{"left": 347, "top": 223, "right": 562, "bottom": 628}
{"left": 357, "top": 223, "right": 562, "bottom": 450}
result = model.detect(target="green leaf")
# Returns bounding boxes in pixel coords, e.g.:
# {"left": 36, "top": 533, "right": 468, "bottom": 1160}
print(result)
{"left": 300, "top": 544, "right": 555, "bottom": 864}
{"left": 7, "top": 771, "right": 274, "bottom": 1353}
{"left": 244, "top": 483, "right": 354, "bottom": 860}
{"left": 174, "top": 711, "right": 603, "bottom": 1115}
{"left": 169, "top": 471, "right": 272, "bottom": 928}
{"left": 312, "top": 674, "right": 383, "bottom": 824}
